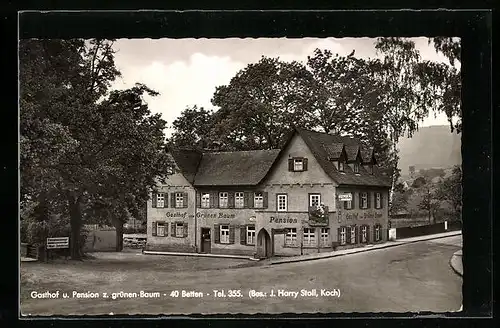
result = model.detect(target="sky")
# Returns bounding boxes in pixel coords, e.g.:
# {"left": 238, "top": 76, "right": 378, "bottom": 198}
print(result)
{"left": 110, "top": 37, "right": 459, "bottom": 137}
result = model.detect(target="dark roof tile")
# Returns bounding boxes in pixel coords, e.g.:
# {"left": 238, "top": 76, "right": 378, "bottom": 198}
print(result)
{"left": 193, "top": 149, "right": 280, "bottom": 186}
{"left": 169, "top": 148, "right": 203, "bottom": 184}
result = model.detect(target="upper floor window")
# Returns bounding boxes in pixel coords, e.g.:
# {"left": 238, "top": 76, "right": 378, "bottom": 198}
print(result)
{"left": 375, "top": 192, "right": 382, "bottom": 209}
{"left": 235, "top": 192, "right": 244, "bottom": 208}
{"left": 360, "top": 192, "right": 368, "bottom": 209}
{"left": 254, "top": 192, "right": 264, "bottom": 208}
{"left": 277, "top": 194, "right": 288, "bottom": 212}
{"left": 289, "top": 157, "right": 308, "bottom": 172}
{"left": 338, "top": 161, "right": 345, "bottom": 172}
{"left": 156, "top": 193, "right": 165, "bottom": 208}
{"left": 309, "top": 194, "right": 321, "bottom": 207}
{"left": 175, "top": 192, "right": 184, "bottom": 208}
{"left": 354, "top": 163, "right": 360, "bottom": 173}
{"left": 201, "top": 193, "right": 210, "bottom": 208}
{"left": 219, "top": 192, "right": 228, "bottom": 208}
{"left": 344, "top": 192, "right": 353, "bottom": 210}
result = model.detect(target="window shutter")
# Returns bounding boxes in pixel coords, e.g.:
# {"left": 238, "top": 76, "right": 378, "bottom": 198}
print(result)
{"left": 229, "top": 225, "right": 235, "bottom": 244}
{"left": 214, "top": 192, "right": 219, "bottom": 208}
{"left": 214, "top": 224, "right": 220, "bottom": 243}
{"left": 183, "top": 192, "right": 188, "bottom": 208}
{"left": 245, "top": 192, "right": 254, "bottom": 208}
{"left": 379, "top": 193, "right": 384, "bottom": 209}
{"left": 183, "top": 223, "right": 188, "bottom": 237}
{"left": 367, "top": 192, "right": 371, "bottom": 208}
{"left": 240, "top": 226, "right": 247, "bottom": 245}
{"left": 366, "top": 225, "right": 371, "bottom": 243}
{"left": 354, "top": 226, "right": 358, "bottom": 244}
{"left": 373, "top": 225, "right": 377, "bottom": 242}
{"left": 288, "top": 158, "right": 294, "bottom": 171}
{"left": 152, "top": 193, "right": 157, "bottom": 208}
{"left": 303, "top": 158, "right": 308, "bottom": 171}
{"left": 170, "top": 223, "right": 176, "bottom": 237}
{"left": 343, "top": 199, "right": 347, "bottom": 210}
{"left": 152, "top": 221, "right": 157, "bottom": 236}
{"left": 358, "top": 192, "right": 362, "bottom": 209}
{"left": 228, "top": 192, "right": 235, "bottom": 208}
{"left": 209, "top": 192, "right": 215, "bottom": 208}
{"left": 170, "top": 193, "right": 175, "bottom": 208}
{"left": 337, "top": 227, "right": 341, "bottom": 244}
{"left": 196, "top": 192, "right": 201, "bottom": 207}
{"left": 351, "top": 192, "right": 355, "bottom": 209}
{"left": 263, "top": 192, "right": 268, "bottom": 208}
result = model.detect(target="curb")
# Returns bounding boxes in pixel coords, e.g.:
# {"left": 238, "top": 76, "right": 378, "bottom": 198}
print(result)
{"left": 143, "top": 250, "right": 260, "bottom": 261}
{"left": 449, "top": 251, "right": 463, "bottom": 277}
{"left": 270, "top": 231, "right": 462, "bottom": 265}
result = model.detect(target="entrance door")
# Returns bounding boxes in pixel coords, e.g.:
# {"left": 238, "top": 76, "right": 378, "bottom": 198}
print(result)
{"left": 201, "top": 228, "right": 211, "bottom": 253}
{"left": 257, "top": 229, "right": 272, "bottom": 258}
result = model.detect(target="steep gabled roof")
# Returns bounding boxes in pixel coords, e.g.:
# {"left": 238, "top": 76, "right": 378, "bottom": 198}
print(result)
{"left": 324, "top": 143, "right": 344, "bottom": 160}
{"left": 169, "top": 148, "right": 203, "bottom": 184}
{"left": 345, "top": 144, "right": 360, "bottom": 162}
{"left": 193, "top": 149, "right": 281, "bottom": 186}
{"left": 295, "top": 128, "right": 391, "bottom": 187}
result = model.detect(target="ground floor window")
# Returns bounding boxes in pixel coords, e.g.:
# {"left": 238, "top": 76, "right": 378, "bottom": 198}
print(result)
{"left": 320, "top": 228, "right": 329, "bottom": 246}
{"left": 303, "top": 228, "right": 316, "bottom": 247}
{"left": 220, "top": 225, "right": 230, "bottom": 244}
{"left": 375, "top": 225, "right": 381, "bottom": 242}
{"left": 285, "top": 228, "right": 297, "bottom": 246}
{"left": 175, "top": 223, "right": 184, "bottom": 237}
{"left": 157, "top": 222, "right": 166, "bottom": 237}
{"left": 339, "top": 227, "right": 346, "bottom": 245}
{"left": 350, "top": 226, "right": 356, "bottom": 244}
{"left": 247, "top": 226, "right": 255, "bottom": 245}
{"left": 361, "top": 225, "right": 367, "bottom": 243}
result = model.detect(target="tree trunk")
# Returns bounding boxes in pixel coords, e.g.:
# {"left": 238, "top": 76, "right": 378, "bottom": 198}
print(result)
{"left": 69, "top": 195, "right": 83, "bottom": 260}
{"left": 112, "top": 217, "right": 124, "bottom": 252}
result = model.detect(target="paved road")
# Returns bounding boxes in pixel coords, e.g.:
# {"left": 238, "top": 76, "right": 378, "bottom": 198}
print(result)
{"left": 21, "top": 236, "right": 462, "bottom": 316}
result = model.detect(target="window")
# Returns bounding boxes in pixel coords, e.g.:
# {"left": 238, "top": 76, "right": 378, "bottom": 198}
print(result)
{"left": 219, "top": 192, "right": 228, "bottom": 208}
{"left": 289, "top": 157, "right": 308, "bottom": 172}
{"left": 220, "top": 225, "right": 230, "bottom": 244}
{"left": 339, "top": 161, "right": 345, "bottom": 172}
{"left": 309, "top": 194, "right": 321, "bottom": 207}
{"left": 254, "top": 192, "right": 264, "bottom": 208}
{"left": 277, "top": 194, "right": 288, "bottom": 212}
{"left": 294, "top": 158, "right": 304, "bottom": 171}
{"left": 247, "top": 226, "right": 255, "bottom": 245}
{"left": 354, "top": 163, "right": 360, "bottom": 173}
{"left": 156, "top": 193, "right": 165, "bottom": 208}
{"left": 375, "top": 193, "right": 381, "bottom": 209}
{"left": 303, "top": 228, "right": 316, "bottom": 247}
{"left": 201, "top": 193, "right": 210, "bottom": 208}
{"left": 345, "top": 193, "right": 353, "bottom": 210}
{"left": 350, "top": 226, "right": 356, "bottom": 244}
{"left": 361, "top": 226, "right": 367, "bottom": 243}
{"left": 285, "top": 228, "right": 297, "bottom": 246}
{"left": 175, "top": 223, "right": 184, "bottom": 237}
{"left": 175, "top": 192, "right": 184, "bottom": 208}
{"left": 235, "top": 192, "right": 244, "bottom": 208}
{"left": 156, "top": 222, "right": 166, "bottom": 237}
{"left": 360, "top": 192, "right": 368, "bottom": 209}
{"left": 340, "top": 227, "right": 346, "bottom": 245}
{"left": 320, "top": 228, "right": 329, "bottom": 246}
{"left": 375, "top": 225, "right": 381, "bottom": 242}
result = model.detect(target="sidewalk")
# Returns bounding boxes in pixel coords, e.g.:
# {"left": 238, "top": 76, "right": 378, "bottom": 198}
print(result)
{"left": 270, "top": 230, "right": 462, "bottom": 265}
{"left": 449, "top": 250, "right": 463, "bottom": 276}
{"left": 143, "top": 250, "right": 260, "bottom": 261}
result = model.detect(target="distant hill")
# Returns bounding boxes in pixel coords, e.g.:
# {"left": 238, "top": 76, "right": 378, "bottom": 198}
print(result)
{"left": 397, "top": 125, "right": 461, "bottom": 176}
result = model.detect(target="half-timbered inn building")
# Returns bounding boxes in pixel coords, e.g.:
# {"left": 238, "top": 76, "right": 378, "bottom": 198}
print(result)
{"left": 146, "top": 128, "right": 392, "bottom": 258}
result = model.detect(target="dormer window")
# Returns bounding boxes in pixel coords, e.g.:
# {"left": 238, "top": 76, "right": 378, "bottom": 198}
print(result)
{"left": 338, "top": 161, "right": 345, "bottom": 172}
{"left": 369, "top": 164, "right": 374, "bottom": 175}
{"left": 288, "top": 157, "right": 308, "bottom": 172}
{"left": 354, "top": 163, "right": 360, "bottom": 173}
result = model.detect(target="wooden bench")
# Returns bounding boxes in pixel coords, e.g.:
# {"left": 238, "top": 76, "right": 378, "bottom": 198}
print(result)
{"left": 46, "top": 237, "right": 70, "bottom": 260}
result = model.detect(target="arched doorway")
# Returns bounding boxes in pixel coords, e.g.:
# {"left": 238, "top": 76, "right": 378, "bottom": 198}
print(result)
{"left": 256, "top": 228, "right": 272, "bottom": 258}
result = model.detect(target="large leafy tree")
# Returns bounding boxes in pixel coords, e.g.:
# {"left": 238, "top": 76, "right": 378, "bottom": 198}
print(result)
{"left": 211, "top": 56, "right": 316, "bottom": 150}
{"left": 169, "top": 105, "right": 215, "bottom": 149}
{"left": 435, "top": 165, "right": 462, "bottom": 222}
{"left": 20, "top": 39, "right": 172, "bottom": 259}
